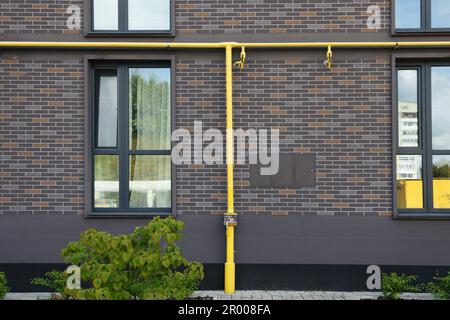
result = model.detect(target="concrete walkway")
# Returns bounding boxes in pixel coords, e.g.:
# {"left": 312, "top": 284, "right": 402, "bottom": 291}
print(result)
{"left": 4, "top": 291, "right": 434, "bottom": 300}
{"left": 191, "top": 291, "right": 433, "bottom": 300}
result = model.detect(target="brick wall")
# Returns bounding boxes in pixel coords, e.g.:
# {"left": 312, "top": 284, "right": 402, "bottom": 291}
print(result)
{"left": 176, "top": 0, "right": 390, "bottom": 34}
{"left": 0, "top": 0, "right": 390, "bottom": 35}
{"left": 0, "top": 0, "right": 393, "bottom": 217}
{"left": 234, "top": 55, "right": 392, "bottom": 217}
{"left": 175, "top": 54, "right": 392, "bottom": 217}
{"left": 1, "top": 53, "right": 392, "bottom": 217}
{"left": 0, "top": 56, "right": 84, "bottom": 215}
{"left": 0, "top": 0, "right": 83, "bottom": 35}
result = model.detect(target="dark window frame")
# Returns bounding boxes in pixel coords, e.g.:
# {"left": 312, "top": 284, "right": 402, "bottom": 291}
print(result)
{"left": 392, "top": 0, "right": 450, "bottom": 34}
{"left": 85, "top": 56, "right": 176, "bottom": 218}
{"left": 85, "top": 0, "right": 175, "bottom": 36}
{"left": 393, "top": 56, "right": 450, "bottom": 219}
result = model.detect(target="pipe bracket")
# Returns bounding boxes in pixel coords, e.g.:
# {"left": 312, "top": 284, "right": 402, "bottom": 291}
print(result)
{"left": 324, "top": 45, "right": 333, "bottom": 69}
{"left": 224, "top": 215, "right": 238, "bottom": 227}
{"left": 233, "top": 47, "right": 246, "bottom": 69}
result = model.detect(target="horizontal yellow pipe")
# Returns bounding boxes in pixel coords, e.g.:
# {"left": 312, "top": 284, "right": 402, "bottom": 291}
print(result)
{"left": 0, "top": 41, "right": 230, "bottom": 49}
{"left": 3, "top": 41, "right": 450, "bottom": 49}
{"left": 242, "top": 41, "right": 450, "bottom": 48}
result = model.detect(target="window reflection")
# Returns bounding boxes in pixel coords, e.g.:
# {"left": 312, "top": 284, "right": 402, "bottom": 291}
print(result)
{"left": 398, "top": 70, "right": 419, "bottom": 147}
{"left": 94, "top": 155, "right": 120, "bottom": 208}
{"left": 397, "top": 155, "right": 423, "bottom": 209}
{"left": 128, "top": 0, "right": 171, "bottom": 31}
{"left": 432, "top": 67, "right": 450, "bottom": 150}
{"left": 395, "top": 0, "right": 421, "bottom": 29}
{"left": 96, "top": 72, "right": 118, "bottom": 148}
{"left": 129, "top": 155, "right": 171, "bottom": 208}
{"left": 433, "top": 155, "right": 450, "bottom": 208}
{"left": 129, "top": 68, "right": 171, "bottom": 150}
{"left": 93, "top": 0, "right": 119, "bottom": 31}
{"left": 432, "top": 0, "right": 450, "bottom": 28}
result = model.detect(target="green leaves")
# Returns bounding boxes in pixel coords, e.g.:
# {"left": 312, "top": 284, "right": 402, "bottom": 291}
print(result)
{"left": 31, "top": 270, "right": 66, "bottom": 298}
{"left": 0, "top": 272, "right": 8, "bottom": 300}
{"left": 427, "top": 272, "right": 450, "bottom": 300}
{"left": 60, "top": 216, "right": 204, "bottom": 300}
{"left": 382, "top": 273, "right": 420, "bottom": 300}
{"left": 93, "top": 278, "right": 102, "bottom": 289}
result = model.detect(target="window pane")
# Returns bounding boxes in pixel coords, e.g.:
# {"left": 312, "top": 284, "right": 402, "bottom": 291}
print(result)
{"left": 395, "top": 0, "right": 421, "bottom": 29}
{"left": 432, "top": 0, "right": 450, "bottom": 28}
{"left": 129, "top": 155, "right": 171, "bottom": 208}
{"left": 128, "top": 0, "right": 171, "bottom": 31}
{"left": 94, "top": 155, "right": 119, "bottom": 208}
{"left": 433, "top": 155, "right": 450, "bottom": 208}
{"left": 432, "top": 67, "right": 450, "bottom": 150}
{"left": 396, "top": 155, "right": 423, "bottom": 209}
{"left": 96, "top": 71, "right": 118, "bottom": 148}
{"left": 129, "top": 68, "right": 171, "bottom": 150}
{"left": 398, "top": 70, "right": 419, "bottom": 147}
{"left": 93, "top": 0, "right": 119, "bottom": 30}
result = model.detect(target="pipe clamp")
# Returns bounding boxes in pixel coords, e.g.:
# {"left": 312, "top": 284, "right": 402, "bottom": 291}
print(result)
{"left": 224, "top": 215, "right": 238, "bottom": 227}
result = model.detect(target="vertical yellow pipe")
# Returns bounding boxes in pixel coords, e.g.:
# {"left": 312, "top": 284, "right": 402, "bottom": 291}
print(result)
{"left": 224, "top": 43, "right": 236, "bottom": 294}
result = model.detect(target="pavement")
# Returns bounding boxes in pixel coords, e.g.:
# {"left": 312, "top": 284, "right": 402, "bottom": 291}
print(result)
{"left": 4, "top": 291, "right": 435, "bottom": 300}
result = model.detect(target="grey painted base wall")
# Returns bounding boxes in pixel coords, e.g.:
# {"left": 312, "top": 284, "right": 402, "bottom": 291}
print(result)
{"left": 1, "top": 215, "right": 450, "bottom": 266}
{"left": 2, "top": 263, "right": 449, "bottom": 292}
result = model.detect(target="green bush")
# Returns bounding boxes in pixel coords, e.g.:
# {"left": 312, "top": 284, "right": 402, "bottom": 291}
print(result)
{"left": 381, "top": 272, "right": 420, "bottom": 300}
{"left": 31, "top": 270, "right": 67, "bottom": 298}
{"left": 0, "top": 272, "right": 8, "bottom": 300}
{"left": 427, "top": 272, "right": 450, "bottom": 300}
{"left": 61, "top": 216, "right": 204, "bottom": 300}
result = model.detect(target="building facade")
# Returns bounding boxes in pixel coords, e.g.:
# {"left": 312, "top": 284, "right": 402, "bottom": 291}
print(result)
{"left": 2, "top": 0, "right": 450, "bottom": 291}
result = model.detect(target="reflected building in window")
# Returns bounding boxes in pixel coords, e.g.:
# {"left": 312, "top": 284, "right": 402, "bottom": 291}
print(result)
{"left": 397, "top": 155, "right": 421, "bottom": 180}
{"left": 396, "top": 155, "right": 423, "bottom": 209}
{"left": 398, "top": 101, "right": 419, "bottom": 148}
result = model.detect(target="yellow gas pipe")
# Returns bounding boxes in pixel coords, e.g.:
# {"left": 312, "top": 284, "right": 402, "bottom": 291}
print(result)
{"left": 4, "top": 40, "right": 450, "bottom": 295}
{"left": 225, "top": 43, "right": 237, "bottom": 294}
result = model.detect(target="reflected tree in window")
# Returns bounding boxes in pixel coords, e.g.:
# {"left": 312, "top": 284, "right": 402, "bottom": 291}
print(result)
{"left": 129, "top": 68, "right": 171, "bottom": 208}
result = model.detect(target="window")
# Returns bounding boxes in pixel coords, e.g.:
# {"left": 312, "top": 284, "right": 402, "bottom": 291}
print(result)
{"left": 395, "top": 62, "right": 450, "bottom": 218}
{"left": 90, "top": 62, "right": 172, "bottom": 216}
{"left": 394, "top": 0, "right": 450, "bottom": 32}
{"left": 90, "top": 0, "right": 172, "bottom": 34}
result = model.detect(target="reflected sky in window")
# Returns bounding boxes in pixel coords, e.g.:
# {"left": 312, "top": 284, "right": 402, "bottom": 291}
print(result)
{"left": 398, "top": 70, "right": 417, "bottom": 103}
{"left": 128, "top": 0, "right": 171, "bottom": 31}
{"left": 93, "top": 0, "right": 118, "bottom": 30}
{"left": 432, "top": 0, "right": 450, "bottom": 28}
{"left": 432, "top": 67, "right": 450, "bottom": 150}
{"left": 396, "top": 0, "right": 421, "bottom": 29}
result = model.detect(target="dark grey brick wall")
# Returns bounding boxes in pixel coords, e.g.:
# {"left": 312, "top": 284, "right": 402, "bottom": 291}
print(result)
{"left": 0, "top": 0, "right": 389, "bottom": 35}
{"left": 1, "top": 53, "right": 392, "bottom": 217}
{"left": 0, "top": 1, "right": 392, "bottom": 217}
{"left": 0, "top": 0, "right": 83, "bottom": 35}
{"left": 176, "top": 0, "right": 390, "bottom": 34}
{"left": 175, "top": 54, "right": 392, "bottom": 217}
{"left": 0, "top": 56, "right": 85, "bottom": 215}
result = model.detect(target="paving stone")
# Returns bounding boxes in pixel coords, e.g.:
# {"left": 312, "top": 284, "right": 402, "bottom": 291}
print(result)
{"left": 5, "top": 291, "right": 437, "bottom": 300}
